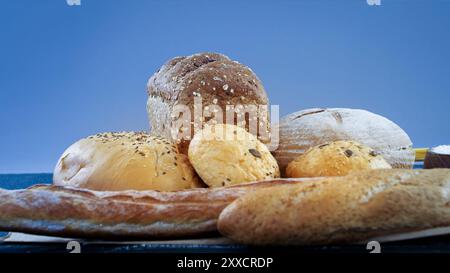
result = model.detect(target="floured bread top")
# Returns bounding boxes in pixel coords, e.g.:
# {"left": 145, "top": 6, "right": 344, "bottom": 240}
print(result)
{"left": 431, "top": 145, "right": 450, "bottom": 155}
{"left": 273, "top": 108, "right": 415, "bottom": 173}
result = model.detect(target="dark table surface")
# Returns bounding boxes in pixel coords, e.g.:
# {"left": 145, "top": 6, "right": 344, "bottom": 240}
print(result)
{"left": 3, "top": 162, "right": 450, "bottom": 254}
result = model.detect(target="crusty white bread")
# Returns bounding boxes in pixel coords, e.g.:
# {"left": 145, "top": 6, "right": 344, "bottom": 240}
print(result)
{"left": 218, "top": 169, "right": 450, "bottom": 245}
{"left": 0, "top": 179, "right": 317, "bottom": 239}
{"left": 273, "top": 108, "right": 415, "bottom": 174}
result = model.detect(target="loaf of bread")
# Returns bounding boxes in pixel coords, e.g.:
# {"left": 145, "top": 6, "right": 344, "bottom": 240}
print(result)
{"left": 286, "top": 140, "right": 392, "bottom": 178}
{"left": 0, "top": 178, "right": 317, "bottom": 239}
{"left": 147, "top": 52, "right": 270, "bottom": 154}
{"left": 218, "top": 169, "right": 450, "bottom": 245}
{"left": 188, "top": 124, "right": 280, "bottom": 187}
{"left": 53, "top": 132, "right": 202, "bottom": 191}
{"left": 273, "top": 108, "right": 415, "bottom": 174}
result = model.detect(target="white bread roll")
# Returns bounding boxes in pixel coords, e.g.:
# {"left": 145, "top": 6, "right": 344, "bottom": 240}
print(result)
{"left": 188, "top": 124, "right": 280, "bottom": 188}
{"left": 273, "top": 108, "right": 415, "bottom": 174}
{"left": 53, "top": 132, "right": 202, "bottom": 191}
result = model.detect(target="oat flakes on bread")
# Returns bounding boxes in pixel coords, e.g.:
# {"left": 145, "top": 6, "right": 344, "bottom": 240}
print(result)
{"left": 147, "top": 52, "right": 270, "bottom": 154}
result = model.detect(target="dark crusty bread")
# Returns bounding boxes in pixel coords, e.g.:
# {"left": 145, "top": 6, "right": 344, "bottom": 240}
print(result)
{"left": 218, "top": 169, "right": 450, "bottom": 245}
{"left": 147, "top": 52, "right": 269, "bottom": 154}
{"left": 0, "top": 179, "right": 317, "bottom": 239}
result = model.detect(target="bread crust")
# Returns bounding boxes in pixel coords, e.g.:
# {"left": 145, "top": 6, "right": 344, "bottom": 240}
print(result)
{"left": 218, "top": 169, "right": 450, "bottom": 245}
{"left": 147, "top": 52, "right": 269, "bottom": 154}
{"left": 0, "top": 179, "right": 316, "bottom": 239}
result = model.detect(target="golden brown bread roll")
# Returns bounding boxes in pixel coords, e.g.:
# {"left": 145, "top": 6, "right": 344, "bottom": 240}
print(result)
{"left": 147, "top": 52, "right": 270, "bottom": 154}
{"left": 218, "top": 169, "right": 450, "bottom": 245}
{"left": 53, "top": 132, "right": 202, "bottom": 191}
{"left": 286, "top": 140, "right": 392, "bottom": 178}
{"left": 188, "top": 124, "right": 280, "bottom": 188}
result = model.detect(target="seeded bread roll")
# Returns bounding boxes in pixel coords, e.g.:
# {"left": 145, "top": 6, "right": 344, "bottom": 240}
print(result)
{"left": 53, "top": 132, "right": 202, "bottom": 191}
{"left": 286, "top": 140, "right": 392, "bottom": 178}
{"left": 188, "top": 124, "right": 280, "bottom": 188}
{"left": 147, "top": 52, "right": 270, "bottom": 154}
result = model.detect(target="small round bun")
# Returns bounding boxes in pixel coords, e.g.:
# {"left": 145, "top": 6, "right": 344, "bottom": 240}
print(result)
{"left": 188, "top": 124, "right": 280, "bottom": 188}
{"left": 53, "top": 132, "right": 202, "bottom": 191}
{"left": 286, "top": 140, "right": 392, "bottom": 178}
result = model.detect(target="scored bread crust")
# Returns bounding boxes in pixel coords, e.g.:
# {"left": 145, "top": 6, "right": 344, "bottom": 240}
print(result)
{"left": 0, "top": 179, "right": 317, "bottom": 239}
{"left": 218, "top": 169, "right": 450, "bottom": 245}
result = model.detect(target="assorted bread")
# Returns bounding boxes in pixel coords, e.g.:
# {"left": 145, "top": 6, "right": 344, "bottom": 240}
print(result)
{"left": 286, "top": 140, "right": 392, "bottom": 178}
{"left": 3, "top": 51, "right": 443, "bottom": 246}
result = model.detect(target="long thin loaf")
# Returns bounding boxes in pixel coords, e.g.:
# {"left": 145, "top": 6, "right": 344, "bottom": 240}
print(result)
{"left": 0, "top": 179, "right": 315, "bottom": 239}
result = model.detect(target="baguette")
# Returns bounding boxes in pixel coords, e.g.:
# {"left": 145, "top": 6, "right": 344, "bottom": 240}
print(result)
{"left": 0, "top": 179, "right": 316, "bottom": 239}
{"left": 218, "top": 169, "right": 450, "bottom": 245}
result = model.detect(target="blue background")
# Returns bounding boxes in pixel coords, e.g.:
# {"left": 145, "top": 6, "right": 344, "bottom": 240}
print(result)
{"left": 0, "top": 0, "right": 449, "bottom": 173}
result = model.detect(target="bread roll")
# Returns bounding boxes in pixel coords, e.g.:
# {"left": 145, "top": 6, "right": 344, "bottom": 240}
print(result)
{"left": 273, "top": 108, "right": 415, "bottom": 174}
{"left": 147, "top": 52, "right": 270, "bottom": 154}
{"left": 286, "top": 140, "right": 392, "bottom": 178}
{"left": 53, "top": 132, "right": 201, "bottom": 191}
{"left": 188, "top": 124, "right": 280, "bottom": 188}
{"left": 218, "top": 169, "right": 450, "bottom": 245}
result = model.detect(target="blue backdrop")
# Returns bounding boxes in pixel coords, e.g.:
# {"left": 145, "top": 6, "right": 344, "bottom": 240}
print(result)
{"left": 0, "top": 0, "right": 449, "bottom": 173}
